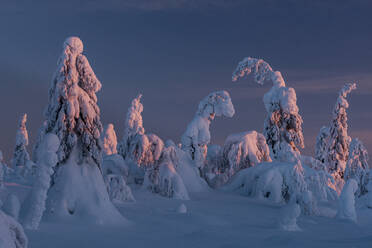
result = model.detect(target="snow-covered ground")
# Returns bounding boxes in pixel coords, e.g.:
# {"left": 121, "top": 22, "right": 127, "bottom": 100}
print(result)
{"left": 2, "top": 182, "right": 370, "bottom": 248}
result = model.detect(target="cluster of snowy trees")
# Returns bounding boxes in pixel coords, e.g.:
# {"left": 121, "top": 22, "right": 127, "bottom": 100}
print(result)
{"left": 0, "top": 37, "right": 371, "bottom": 246}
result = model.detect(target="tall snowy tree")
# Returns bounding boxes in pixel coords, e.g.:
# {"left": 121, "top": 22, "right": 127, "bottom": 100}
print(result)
{"left": 181, "top": 90, "right": 235, "bottom": 170}
{"left": 32, "top": 37, "right": 124, "bottom": 224}
{"left": 12, "top": 114, "right": 30, "bottom": 168}
{"left": 344, "top": 138, "right": 369, "bottom": 196}
{"left": 232, "top": 57, "right": 304, "bottom": 162}
{"left": 101, "top": 123, "right": 118, "bottom": 156}
{"left": 325, "top": 83, "right": 356, "bottom": 181}
{"left": 38, "top": 37, "right": 103, "bottom": 167}
{"left": 315, "top": 126, "right": 330, "bottom": 164}
{"left": 118, "top": 94, "right": 164, "bottom": 168}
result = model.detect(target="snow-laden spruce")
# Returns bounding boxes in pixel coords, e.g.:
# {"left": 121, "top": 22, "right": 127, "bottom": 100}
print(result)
{"left": 344, "top": 138, "right": 369, "bottom": 197}
{"left": 181, "top": 90, "right": 235, "bottom": 171}
{"left": 12, "top": 113, "right": 34, "bottom": 179}
{"left": 105, "top": 174, "right": 135, "bottom": 203}
{"left": 32, "top": 37, "right": 125, "bottom": 225}
{"left": 20, "top": 133, "right": 59, "bottom": 230}
{"left": 101, "top": 124, "right": 118, "bottom": 156}
{"left": 232, "top": 57, "right": 304, "bottom": 162}
{"left": 144, "top": 142, "right": 190, "bottom": 200}
{"left": 224, "top": 161, "right": 318, "bottom": 215}
{"left": 315, "top": 126, "right": 330, "bottom": 164}
{"left": 37, "top": 37, "right": 103, "bottom": 167}
{"left": 326, "top": 83, "right": 356, "bottom": 193}
{"left": 336, "top": 179, "right": 358, "bottom": 222}
{"left": 0, "top": 210, "right": 28, "bottom": 248}
{"left": 118, "top": 94, "right": 164, "bottom": 183}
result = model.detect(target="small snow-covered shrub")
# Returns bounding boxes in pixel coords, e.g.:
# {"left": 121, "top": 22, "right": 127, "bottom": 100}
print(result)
{"left": 279, "top": 203, "right": 301, "bottom": 231}
{"left": 225, "top": 161, "right": 318, "bottom": 215}
{"left": 0, "top": 210, "right": 28, "bottom": 248}
{"left": 337, "top": 179, "right": 358, "bottom": 222}
{"left": 2, "top": 194, "right": 20, "bottom": 221}
{"left": 344, "top": 138, "right": 369, "bottom": 196}
{"left": 181, "top": 91, "right": 235, "bottom": 170}
{"left": 213, "top": 131, "right": 271, "bottom": 186}
{"left": 105, "top": 174, "right": 135, "bottom": 203}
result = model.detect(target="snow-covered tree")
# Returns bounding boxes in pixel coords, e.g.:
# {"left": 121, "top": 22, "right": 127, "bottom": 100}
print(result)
{"left": 325, "top": 83, "right": 356, "bottom": 192}
{"left": 336, "top": 179, "right": 358, "bottom": 222}
{"left": 315, "top": 126, "right": 330, "bottom": 164}
{"left": 344, "top": 138, "right": 369, "bottom": 196}
{"left": 20, "top": 133, "right": 59, "bottom": 230}
{"left": 2, "top": 194, "right": 20, "bottom": 221}
{"left": 12, "top": 114, "right": 30, "bottom": 169}
{"left": 32, "top": 37, "right": 124, "bottom": 224}
{"left": 37, "top": 36, "right": 103, "bottom": 167}
{"left": 105, "top": 174, "right": 135, "bottom": 203}
{"left": 279, "top": 202, "right": 301, "bottom": 231}
{"left": 232, "top": 57, "right": 304, "bottom": 162}
{"left": 0, "top": 210, "right": 28, "bottom": 248}
{"left": 181, "top": 90, "right": 235, "bottom": 171}
{"left": 118, "top": 94, "right": 164, "bottom": 168}
{"left": 101, "top": 123, "right": 118, "bottom": 156}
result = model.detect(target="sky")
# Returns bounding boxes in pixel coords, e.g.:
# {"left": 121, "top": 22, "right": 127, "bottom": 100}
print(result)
{"left": 0, "top": 0, "right": 372, "bottom": 162}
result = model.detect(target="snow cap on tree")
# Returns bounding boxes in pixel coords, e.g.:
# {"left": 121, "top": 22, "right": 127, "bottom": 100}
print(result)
{"left": 40, "top": 36, "right": 103, "bottom": 167}
{"left": 12, "top": 113, "right": 30, "bottom": 168}
{"left": 101, "top": 124, "right": 118, "bottom": 156}
{"left": 232, "top": 57, "right": 304, "bottom": 161}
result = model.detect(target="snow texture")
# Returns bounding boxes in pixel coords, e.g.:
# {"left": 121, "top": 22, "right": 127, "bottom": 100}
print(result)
{"left": 224, "top": 161, "right": 318, "bottom": 215}
{"left": 38, "top": 36, "right": 103, "bottom": 167}
{"left": 2, "top": 194, "right": 20, "bottom": 221}
{"left": 344, "top": 138, "right": 369, "bottom": 196}
{"left": 336, "top": 179, "right": 358, "bottom": 222}
{"left": 278, "top": 202, "right": 301, "bottom": 231}
{"left": 20, "top": 133, "right": 60, "bottom": 230}
{"left": 101, "top": 124, "right": 118, "bottom": 156}
{"left": 181, "top": 90, "right": 235, "bottom": 170}
{"left": 326, "top": 83, "right": 356, "bottom": 193}
{"left": 0, "top": 210, "right": 28, "bottom": 248}
{"left": 232, "top": 57, "right": 304, "bottom": 162}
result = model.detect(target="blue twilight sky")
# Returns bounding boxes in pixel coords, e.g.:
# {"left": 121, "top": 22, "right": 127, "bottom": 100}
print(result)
{"left": 0, "top": 0, "right": 372, "bottom": 162}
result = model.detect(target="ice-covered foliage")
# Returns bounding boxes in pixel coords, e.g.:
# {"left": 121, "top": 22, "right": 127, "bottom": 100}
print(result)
{"left": 0, "top": 210, "right": 28, "bottom": 248}
{"left": 224, "top": 161, "right": 318, "bottom": 215}
{"left": 279, "top": 203, "right": 301, "bottom": 231}
{"left": 105, "top": 174, "right": 135, "bottom": 203}
{"left": 2, "top": 194, "right": 20, "bottom": 221}
{"left": 326, "top": 83, "right": 356, "bottom": 181}
{"left": 101, "top": 124, "right": 118, "bottom": 156}
{"left": 118, "top": 95, "right": 164, "bottom": 170}
{"left": 37, "top": 37, "right": 103, "bottom": 167}
{"left": 20, "top": 134, "right": 59, "bottom": 230}
{"left": 232, "top": 57, "right": 304, "bottom": 162}
{"left": 219, "top": 131, "right": 271, "bottom": 179}
{"left": 12, "top": 114, "right": 30, "bottom": 169}
{"left": 344, "top": 138, "right": 369, "bottom": 196}
{"left": 315, "top": 126, "right": 330, "bottom": 164}
{"left": 144, "top": 144, "right": 190, "bottom": 200}
{"left": 181, "top": 90, "right": 235, "bottom": 170}
{"left": 336, "top": 179, "right": 357, "bottom": 222}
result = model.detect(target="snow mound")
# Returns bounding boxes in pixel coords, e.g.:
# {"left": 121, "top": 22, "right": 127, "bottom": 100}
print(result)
{"left": 177, "top": 203, "right": 187, "bottom": 214}
{"left": 0, "top": 210, "right": 28, "bottom": 248}
{"left": 44, "top": 152, "right": 126, "bottom": 225}
{"left": 336, "top": 179, "right": 358, "bottom": 222}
